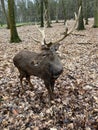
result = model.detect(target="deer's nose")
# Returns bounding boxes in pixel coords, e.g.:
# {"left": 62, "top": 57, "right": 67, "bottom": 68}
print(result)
{"left": 52, "top": 68, "right": 63, "bottom": 79}
{"left": 54, "top": 68, "right": 63, "bottom": 76}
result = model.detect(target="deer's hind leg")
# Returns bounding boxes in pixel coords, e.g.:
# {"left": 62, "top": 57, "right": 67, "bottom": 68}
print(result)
{"left": 18, "top": 69, "right": 26, "bottom": 90}
{"left": 26, "top": 75, "right": 34, "bottom": 89}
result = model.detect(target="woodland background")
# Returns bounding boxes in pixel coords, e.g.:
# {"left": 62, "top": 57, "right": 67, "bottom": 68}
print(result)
{"left": 0, "top": 0, "right": 98, "bottom": 130}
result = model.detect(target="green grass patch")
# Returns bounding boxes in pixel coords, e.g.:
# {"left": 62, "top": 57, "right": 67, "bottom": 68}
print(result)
{"left": 0, "top": 22, "right": 36, "bottom": 29}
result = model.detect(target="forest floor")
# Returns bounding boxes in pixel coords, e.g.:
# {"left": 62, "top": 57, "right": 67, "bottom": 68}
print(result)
{"left": 0, "top": 19, "right": 98, "bottom": 130}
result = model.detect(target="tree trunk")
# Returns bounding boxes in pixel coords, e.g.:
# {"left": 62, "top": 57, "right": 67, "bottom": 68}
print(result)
{"left": 55, "top": 0, "right": 59, "bottom": 23}
{"left": 84, "top": 0, "right": 89, "bottom": 25}
{"left": 44, "top": 0, "right": 51, "bottom": 27}
{"left": 77, "top": 0, "right": 85, "bottom": 30}
{"left": 40, "top": 0, "right": 44, "bottom": 27}
{"left": 93, "top": 0, "right": 98, "bottom": 28}
{"left": 1, "top": 0, "right": 10, "bottom": 29}
{"left": 61, "top": 0, "right": 66, "bottom": 25}
{"left": 8, "top": 0, "right": 21, "bottom": 43}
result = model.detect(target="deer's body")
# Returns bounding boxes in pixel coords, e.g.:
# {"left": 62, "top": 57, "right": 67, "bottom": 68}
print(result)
{"left": 13, "top": 49, "right": 63, "bottom": 100}
{"left": 13, "top": 51, "right": 42, "bottom": 77}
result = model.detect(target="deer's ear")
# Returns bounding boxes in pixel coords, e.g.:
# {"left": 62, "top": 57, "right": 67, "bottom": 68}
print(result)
{"left": 50, "top": 43, "right": 60, "bottom": 51}
{"left": 31, "top": 61, "right": 34, "bottom": 65}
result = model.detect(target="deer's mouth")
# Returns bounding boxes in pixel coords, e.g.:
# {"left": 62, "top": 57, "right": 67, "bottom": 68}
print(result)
{"left": 53, "top": 75, "right": 59, "bottom": 79}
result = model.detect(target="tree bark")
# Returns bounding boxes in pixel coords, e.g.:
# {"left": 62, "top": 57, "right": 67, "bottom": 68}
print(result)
{"left": 40, "top": 0, "right": 44, "bottom": 27}
{"left": 84, "top": 0, "right": 89, "bottom": 25}
{"left": 44, "top": 0, "right": 51, "bottom": 27}
{"left": 1, "top": 0, "right": 10, "bottom": 29}
{"left": 93, "top": 0, "right": 98, "bottom": 28}
{"left": 55, "top": 0, "right": 59, "bottom": 23}
{"left": 61, "top": 0, "right": 66, "bottom": 25}
{"left": 8, "top": 0, "right": 21, "bottom": 43}
{"left": 77, "top": 0, "right": 85, "bottom": 30}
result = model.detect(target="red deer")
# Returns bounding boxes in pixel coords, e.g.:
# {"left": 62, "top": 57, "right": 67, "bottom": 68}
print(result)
{"left": 13, "top": 7, "right": 81, "bottom": 102}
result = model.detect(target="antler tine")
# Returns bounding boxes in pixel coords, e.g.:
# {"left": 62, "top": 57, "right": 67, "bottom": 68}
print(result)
{"left": 32, "top": 22, "right": 46, "bottom": 45}
{"left": 32, "top": 22, "right": 41, "bottom": 43}
{"left": 37, "top": 24, "right": 46, "bottom": 45}
{"left": 67, "top": 6, "right": 81, "bottom": 34}
{"left": 52, "top": 6, "right": 81, "bottom": 44}
{"left": 32, "top": 10, "right": 48, "bottom": 46}
{"left": 40, "top": 9, "right": 48, "bottom": 45}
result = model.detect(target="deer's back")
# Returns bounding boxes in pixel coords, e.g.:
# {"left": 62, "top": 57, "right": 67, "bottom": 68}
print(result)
{"left": 13, "top": 50, "right": 39, "bottom": 72}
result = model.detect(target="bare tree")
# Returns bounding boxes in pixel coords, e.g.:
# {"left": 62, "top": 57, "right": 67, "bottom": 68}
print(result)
{"left": 93, "top": 0, "right": 98, "bottom": 27}
{"left": 40, "top": 0, "right": 44, "bottom": 27}
{"left": 44, "top": 0, "right": 51, "bottom": 27}
{"left": 55, "top": 0, "right": 59, "bottom": 23}
{"left": 61, "top": 0, "right": 66, "bottom": 25}
{"left": 1, "top": 0, "right": 10, "bottom": 28}
{"left": 8, "top": 0, "right": 21, "bottom": 43}
{"left": 84, "top": 0, "right": 89, "bottom": 25}
{"left": 77, "top": 0, "right": 85, "bottom": 30}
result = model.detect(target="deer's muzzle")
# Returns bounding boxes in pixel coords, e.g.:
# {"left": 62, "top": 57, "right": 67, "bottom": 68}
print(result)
{"left": 53, "top": 69, "right": 63, "bottom": 79}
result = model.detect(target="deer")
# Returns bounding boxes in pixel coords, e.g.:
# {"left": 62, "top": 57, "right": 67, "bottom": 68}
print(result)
{"left": 13, "top": 7, "right": 81, "bottom": 102}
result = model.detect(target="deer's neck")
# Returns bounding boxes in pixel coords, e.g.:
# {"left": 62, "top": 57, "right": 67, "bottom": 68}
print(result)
{"left": 27, "top": 64, "right": 42, "bottom": 78}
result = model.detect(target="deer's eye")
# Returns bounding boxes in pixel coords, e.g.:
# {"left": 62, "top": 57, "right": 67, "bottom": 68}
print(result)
{"left": 42, "top": 54, "right": 47, "bottom": 58}
{"left": 42, "top": 52, "right": 50, "bottom": 57}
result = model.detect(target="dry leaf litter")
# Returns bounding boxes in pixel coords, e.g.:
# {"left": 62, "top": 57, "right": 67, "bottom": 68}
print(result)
{"left": 0, "top": 19, "right": 98, "bottom": 130}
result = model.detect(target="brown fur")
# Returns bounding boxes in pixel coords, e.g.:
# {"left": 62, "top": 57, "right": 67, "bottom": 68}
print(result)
{"left": 13, "top": 46, "right": 63, "bottom": 100}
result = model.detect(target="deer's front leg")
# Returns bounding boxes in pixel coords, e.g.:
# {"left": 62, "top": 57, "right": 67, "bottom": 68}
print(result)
{"left": 44, "top": 81, "right": 54, "bottom": 102}
{"left": 50, "top": 79, "right": 55, "bottom": 93}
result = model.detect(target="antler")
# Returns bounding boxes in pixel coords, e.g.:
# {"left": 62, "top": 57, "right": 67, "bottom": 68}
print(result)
{"left": 52, "top": 6, "right": 81, "bottom": 44}
{"left": 32, "top": 23, "right": 46, "bottom": 45}
{"left": 33, "top": 7, "right": 81, "bottom": 47}
{"left": 32, "top": 10, "right": 48, "bottom": 46}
